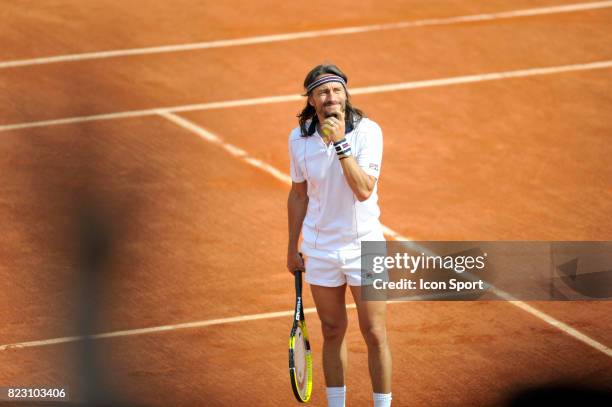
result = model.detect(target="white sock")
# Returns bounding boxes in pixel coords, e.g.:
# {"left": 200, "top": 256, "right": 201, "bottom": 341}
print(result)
{"left": 373, "top": 392, "right": 392, "bottom": 407}
{"left": 326, "top": 386, "right": 346, "bottom": 407}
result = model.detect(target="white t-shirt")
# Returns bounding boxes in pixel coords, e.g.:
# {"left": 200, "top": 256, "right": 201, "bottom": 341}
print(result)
{"left": 288, "top": 117, "right": 385, "bottom": 251}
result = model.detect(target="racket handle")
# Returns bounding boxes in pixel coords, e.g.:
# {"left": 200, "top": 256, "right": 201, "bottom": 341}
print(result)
{"left": 293, "top": 252, "right": 304, "bottom": 295}
{"left": 294, "top": 269, "right": 302, "bottom": 297}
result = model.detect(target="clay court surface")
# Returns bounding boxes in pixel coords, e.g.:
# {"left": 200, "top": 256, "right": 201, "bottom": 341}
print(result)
{"left": 1, "top": 1, "right": 611, "bottom": 405}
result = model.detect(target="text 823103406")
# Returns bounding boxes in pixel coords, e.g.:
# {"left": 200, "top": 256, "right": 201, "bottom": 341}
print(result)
{"left": 1, "top": 387, "right": 69, "bottom": 402}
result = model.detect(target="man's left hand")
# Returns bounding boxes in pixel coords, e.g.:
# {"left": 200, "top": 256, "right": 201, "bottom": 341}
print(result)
{"left": 321, "top": 112, "right": 345, "bottom": 143}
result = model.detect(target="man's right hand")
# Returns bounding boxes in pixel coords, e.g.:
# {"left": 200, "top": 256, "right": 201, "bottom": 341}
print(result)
{"left": 287, "top": 251, "right": 305, "bottom": 275}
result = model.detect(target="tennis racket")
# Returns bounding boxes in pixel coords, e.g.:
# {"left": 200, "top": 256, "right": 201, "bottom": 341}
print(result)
{"left": 289, "top": 268, "right": 313, "bottom": 403}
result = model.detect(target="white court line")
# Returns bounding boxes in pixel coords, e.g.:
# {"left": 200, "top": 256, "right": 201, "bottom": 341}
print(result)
{"left": 2, "top": 59, "right": 612, "bottom": 133}
{"left": 0, "top": 304, "right": 359, "bottom": 351}
{"left": 1, "top": 1, "right": 612, "bottom": 69}
{"left": 159, "top": 111, "right": 293, "bottom": 185}
{"left": 0, "top": 307, "right": 309, "bottom": 350}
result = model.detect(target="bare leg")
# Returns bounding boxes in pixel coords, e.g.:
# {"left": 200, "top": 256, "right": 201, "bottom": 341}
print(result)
{"left": 349, "top": 285, "right": 392, "bottom": 393}
{"left": 310, "top": 284, "right": 349, "bottom": 387}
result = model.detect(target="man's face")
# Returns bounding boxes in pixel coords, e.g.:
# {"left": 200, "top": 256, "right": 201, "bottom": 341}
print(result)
{"left": 308, "top": 79, "right": 347, "bottom": 121}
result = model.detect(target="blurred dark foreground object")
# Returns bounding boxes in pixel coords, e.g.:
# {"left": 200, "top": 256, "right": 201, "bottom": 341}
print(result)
{"left": 504, "top": 384, "right": 612, "bottom": 406}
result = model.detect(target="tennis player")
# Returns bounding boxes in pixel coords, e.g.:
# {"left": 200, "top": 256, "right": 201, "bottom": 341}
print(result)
{"left": 287, "top": 64, "right": 392, "bottom": 407}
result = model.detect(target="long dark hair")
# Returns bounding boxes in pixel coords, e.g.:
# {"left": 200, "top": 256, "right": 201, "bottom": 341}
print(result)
{"left": 297, "top": 64, "right": 365, "bottom": 137}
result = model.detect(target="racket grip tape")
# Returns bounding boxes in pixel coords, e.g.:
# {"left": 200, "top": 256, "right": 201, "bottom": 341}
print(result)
{"left": 294, "top": 252, "right": 303, "bottom": 296}
{"left": 294, "top": 269, "right": 302, "bottom": 297}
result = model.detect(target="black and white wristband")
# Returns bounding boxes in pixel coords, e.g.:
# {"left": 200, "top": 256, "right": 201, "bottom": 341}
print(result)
{"left": 333, "top": 138, "right": 352, "bottom": 160}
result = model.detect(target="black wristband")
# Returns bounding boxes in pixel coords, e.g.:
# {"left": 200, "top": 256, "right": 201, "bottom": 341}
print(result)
{"left": 333, "top": 138, "right": 352, "bottom": 158}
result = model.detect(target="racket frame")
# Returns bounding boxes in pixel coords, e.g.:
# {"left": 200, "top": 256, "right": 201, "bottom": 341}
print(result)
{"left": 289, "top": 269, "right": 313, "bottom": 403}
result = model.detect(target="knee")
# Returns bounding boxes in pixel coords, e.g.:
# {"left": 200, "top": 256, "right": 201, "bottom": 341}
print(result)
{"left": 361, "top": 325, "right": 388, "bottom": 349}
{"left": 321, "top": 319, "right": 348, "bottom": 342}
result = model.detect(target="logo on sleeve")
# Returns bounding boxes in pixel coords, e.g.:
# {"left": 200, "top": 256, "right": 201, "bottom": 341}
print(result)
{"left": 369, "top": 163, "right": 379, "bottom": 171}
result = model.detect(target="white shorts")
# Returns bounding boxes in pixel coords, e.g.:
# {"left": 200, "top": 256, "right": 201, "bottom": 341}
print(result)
{"left": 303, "top": 248, "right": 363, "bottom": 287}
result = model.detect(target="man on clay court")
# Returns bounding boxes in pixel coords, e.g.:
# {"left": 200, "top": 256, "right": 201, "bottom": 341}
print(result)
{"left": 287, "top": 64, "right": 392, "bottom": 407}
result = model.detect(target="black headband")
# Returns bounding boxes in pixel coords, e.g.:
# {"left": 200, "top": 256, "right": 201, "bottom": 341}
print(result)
{"left": 306, "top": 74, "right": 347, "bottom": 93}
